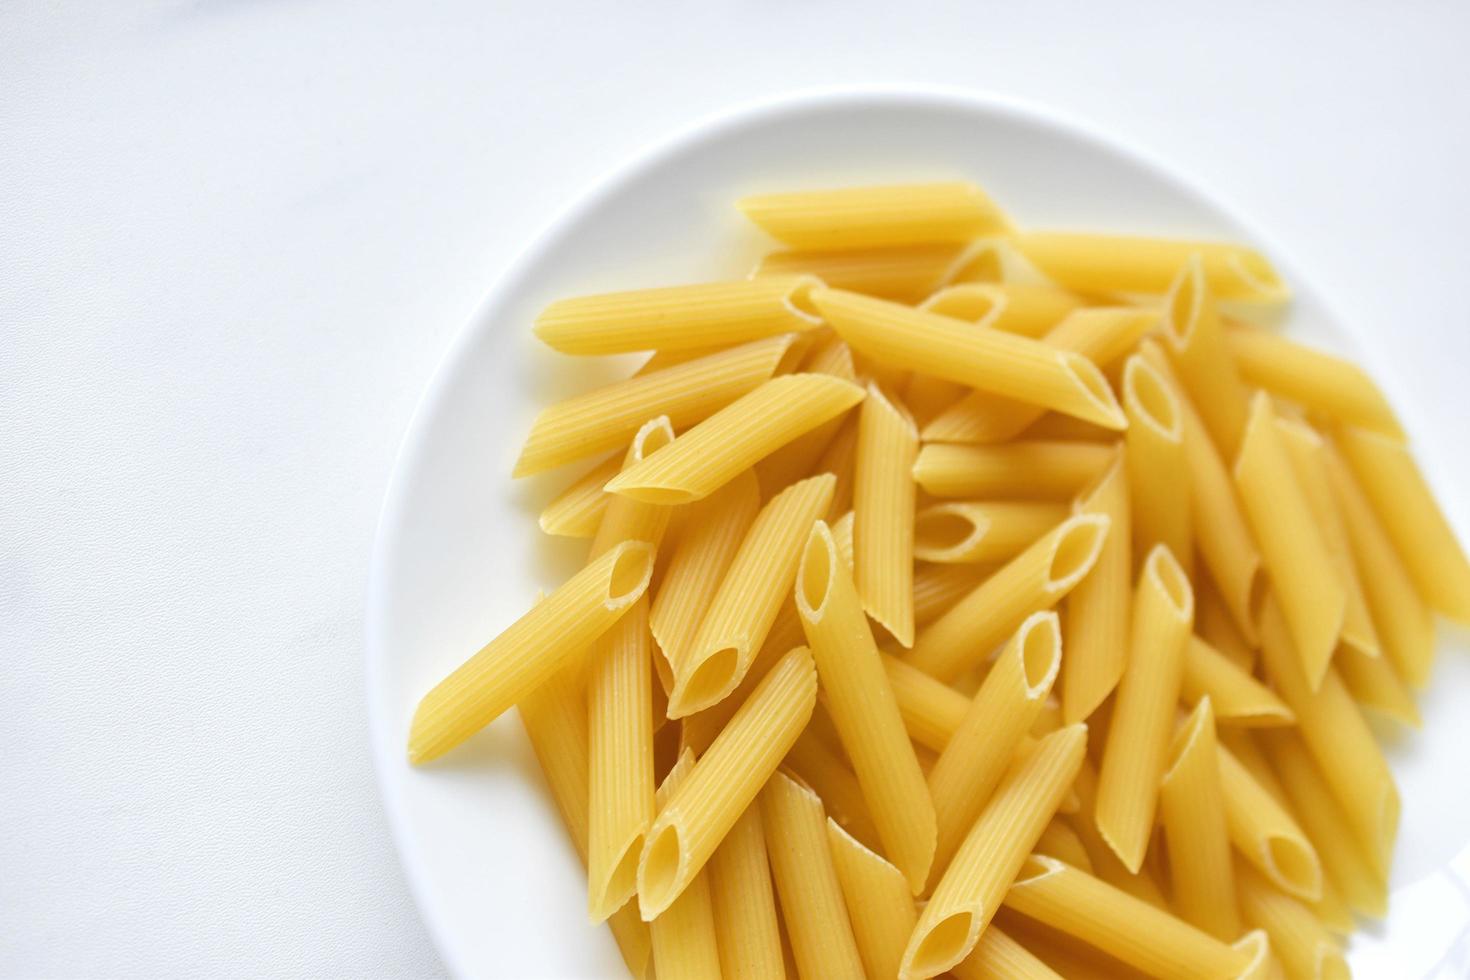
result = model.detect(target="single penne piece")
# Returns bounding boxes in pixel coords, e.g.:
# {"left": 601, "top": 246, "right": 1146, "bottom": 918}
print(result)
{"left": 1095, "top": 544, "right": 1192, "bottom": 872}
{"left": 949, "top": 926, "right": 1065, "bottom": 980}
{"left": 534, "top": 277, "right": 822, "bottom": 355}
{"left": 784, "top": 728, "right": 882, "bottom": 852}
{"left": 606, "top": 374, "right": 864, "bottom": 505}
{"left": 678, "top": 600, "right": 802, "bottom": 757}
{"left": 913, "top": 440, "right": 1116, "bottom": 499}
{"left": 924, "top": 307, "right": 1156, "bottom": 444}
{"left": 762, "top": 772, "right": 867, "bottom": 980}
{"left": 1138, "top": 340, "right": 1263, "bottom": 642}
{"left": 753, "top": 336, "right": 859, "bottom": 496}
{"left": 1235, "top": 860, "right": 1349, "bottom": 980}
{"left": 1196, "top": 580, "right": 1258, "bottom": 672}
{"left": 636, "top": 646, "right": 817, "bottom": 919}
{"left": 738, "top": 181, "right": 1011, "bottom": 249}
{"left": 914, "top": 562, "right": 989, "bottom": 626}
{"left": 881, "top": 651, "right": 969, "bottom": 752}
{"left": 753, "top": 241, "right": 990, "bottom": 303}
{"left": 908, "top": 513, "right": 1111, "bottom": 681}
{"left": 667, "top": 473, "right": 834, "bottom": 717}
{"left": 1217, "top": 738, "right": 1323, "bottom": 902}
{"left": 928, "top": 612, "right": 1062, "bottom": 878}
{"left": 1062, "top": 454, "right": 1131, "bottom": 726}
{"left": 996, "top": 909, "right": 1156, "bottom": 980}
{"left": 408, "top": 539, "right": 654, "bottom": 763}
{"left": 1182, "top": 635, "right": 1294, "bottom": 726}
{"left": 648, "top": 750, "right": 722, "bottom": 979}
{"left": 1122, "top": 353, "right": 1191, "bottom": 566}
{"left": 1232, "top": 929, "right": 1287, "bottom": 980}
{"left": 900, "top": 725, "right": 1087, "bottom": 979}
{"left": 913, "top": 501, "right": 1069, "bottom": 564}
{"left": 1035, "top": 817, "right": 1094, "bottom": 874}
{"left": 1233, "top": 392, "right": 1346, "bottom": 689}
{"left": 1161, "top": 256, "right": 1252, "bottom": 457}
{"left": 1336, "top": 642, "right": 1421, "bottom": 727}
{"left": 1067, "top": 759, "right": 1172, "bottom": 912}
{"left": 1256, "top": 597, "right": 1398, "bottom": 877}
{"left": 854, "top": 383, "right": 919, "bottom": 646}
{"left": 588, "top": 416, "right": 678, "bottom": 558}
{"left": 1013, "top": 231, "right": 1289, "bottom": 303}
{"left": 518, "top": 665, "right": 653, "bottom": 978}
{"left": 1334, "top": 424, "right": 1470, "bottom": 623}
{"left": 1226, "top": 326, "right": 1404, "bottom": 437}
{"left": 1159, "top": 698, "right": 1240, "bottom": 941}
{"left": 1321, "top": 440, "right": 1436, "bottom": 686}
{"left": 812, "top": 288, "right": 1127, "bottom": 429}
{"left": 1002, "top": 856, "right": 1252, "bottom": 979}
{"left": 1263, "top": 730, "right": 1388, "bottom": 918}
{"left": 648, "top": 471, "right": 761, "bottom": 686}
{"left": 707, "top": 805, "right": 785, "bottom": 980}
{"left": 919, "top": 282, "right": 1087, "bottom": 340}
{"left": 797, "top": 520, "right": 936, "bottom": 891}
{"left": 538, "top": 453, "right": 622, "bottom": 538}
{"left": 827, "top": 818, "right": 920, "bottom": 980}
{"left": 514, "top": 334, "right": 797, "bottom": 475}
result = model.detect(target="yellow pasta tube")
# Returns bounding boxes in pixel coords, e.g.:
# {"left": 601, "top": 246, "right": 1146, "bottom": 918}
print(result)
{"left": 1334, "top": 424, "right": 1470, "bottom": 623}
{"left": 815, "top": 412, "right": 860, "bottom": 518}
{"left": 739, "top": 181, "right": 1011, "bottom": 249}
{"left": 1235, "top": 861, "right": 1349, "bottom": 980}
{"left": 1233, "top": 392, "right": 1346, "bottom": 688}
{"left": 1337, "top": 642, "right": 1421, "bottom": 727}
{"left": 784, "top": 728, "right": 882, "bottom": 852}
{"left": 914, "top": 562, "right": 988, "bottom": 626}
{"left": 919, "top": 282, "right": 1088, "bottom": 340}
{"left": 668, "top": 473, "right": 834, "bottom": 717}
{"left": 1139, "top": 340, "right": 1263, "bottom": 643}
{"left": 588, "top": 417, "right": 678, "bottom": 559}
{"left": 1067, "top": 759, "right": 1172, "bottom": 912}
{"left": 1219, "top": 728, "right": 1292, "bottom": 809}
{"left": 1197, "top": 581, "right": 1257, "bottom": 672}
{"left": 587, "top": 598, "right": 656, "bottom": 922}
{"left": 913, "top": 501, "right": 1069, "bottom": 564}
{"left": 753, "top": 241, "right": 990, "bottom": 303}
{"left": 534, "top": 276, "right": 822, "bottom": 355}
{"left": 812, "top": 287, "right": 1127, "bottom": 429}
{"left": 993, "top": 909, "right": 1155, "bottom": 980}
{"left": 1232, "top": 929, "right": 1287, "bottom": 980}
{"left": 910, "top": 513, "right": 1110, "bottom": 681}
{"left": 752, "top": 335, "right": 859, "bottom": 496}
{"left": 797, "top": 520, "right": 937, "bottom": 891}
{"left": 1002, "top": 856, "right": 1253, "bottom": 979}
{"left": 514, "top": 334, "right": 797, "bottom": 475}
{"left": 854, "top": 382, "right": 919, "bottom": 645}
{"left": 924, "top": 307, "right": 1155, "bottom": 444}
{"left": 1183, "top": 636, "right": 1294, "bottom": 726}
{"left": 1256, "top": 597, "right": 1398, "bottom": 876}
{"left": 761, "top": 771, "right": 866, "bottom": 980}
{"left": 927, "top": 612, "right": 1062, "bottom": 877}
{"left": 1226, "top": 326, "right": 1403, "bottom": 437}
{"left": 1161, "top": 256, "right": 1252, "bottom": 457}
{"left": 1062, "top": 455, "right": 1132, "bottom": 725}
{"left": 1217, "top": 738, "right": 1322, "bottom": 902}
{"left": 1014, "top": 231, "right": 1289, "bottom": 303}
{"left": 538, "top": 453, "right": 621, "bottom": 538}
{"left": 1263, "top": 730, "right": 1387, "bottom": 919}
{"left": 1094, "top": 544, "right": 1192, "bottom": 872}
{"left": 900, "top": 724, "right": 1087, "bottom": 979}
{"left": 1122, "top": 353, "right": 1191, "bottom": 565}
{"left": 636, "top": 646, "right": 817, "bottom": 919}
{"left": 647, "top": 750, "right": 722, "bottom": 979}
{"left": 1035, "top": 818, "right": 1094, "bottom": 873}
{"left": 1159, "top": 698, "right": 1240, "bottom": 940}
{"left": 881, "top": 651, "right": 969, "bottom": 752}
{"left": 677, "top": 601, "right": 802, "bottom": 758}
{"left": 912, "top": 440, "right": 1116, "bottom": 499}
{"left": 707, "top": 805, "right": 784, "bottom": 980}
{"left": 827, "top": 818, "right": 920, "bottom": 980}
{"left": 949, "top": 926, "right": 1065, "bottom": 980}
{"left": 606, "top": 374, "right": 863, "bottom": 505}
{"left": 1322, "top": 440, "right": 1436, "bottom": 686}
{"left": 407, "top": 539, "right": 654, "bottom": 763}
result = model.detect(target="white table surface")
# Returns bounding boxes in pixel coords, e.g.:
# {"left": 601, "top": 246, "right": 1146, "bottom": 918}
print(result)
{"left": 3, "top": 2, "right": 1468, "bottom": 977}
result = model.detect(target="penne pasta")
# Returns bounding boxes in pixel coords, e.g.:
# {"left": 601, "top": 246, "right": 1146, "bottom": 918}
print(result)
{"left": 913, "top": 501, "right": 1069, "bottom": 564}
{"left": 827, "top": 818, "right": 920, "bottom": 980}
{"left": 1226, "top": 326, "right": 1404, "bottom": 437}
{"left": 534, "top": 277, "right": 822, "bottom": 355}
{"left": 667, "top": 473, "right": 833, "bottom": 717}
{"left": 881, "top": 651, "right": 969, "bottom": 752}
{"left": 678, "top": 600, "right": 803, "bottom": 757}
{"left": 1218, "top": 738, "right": 1323, "bottom": 902}
{"left": 812, "top": 288, "right": 1127, "bottom": 429}
{"left": 927, "top": 612, "right": 1062, "bottom": 878}
{"left": 815, "top": 411, "right": 860, "bottom": 518}
{"left": 752, "top": 335, "right": 859, "bottom": 496}
{"left": 1161, "top": 256, "right": 1252, "bottom": 458}
{"left": 784, "top": 728, "right": 882, "bottom": 853}
{"left": 1235, "top": 861, "right": 1349, "bottom": 980}
{"left": 1196, "top": 581, "right": 1257, "bottom": 672}
{"left": 994, "top": 909, "right": 1154, "bottom": 980}
{"left": 1062, "top": 454, "right": 1132, "bottom": 725}
{"left": 648, "top": 750, "right": 722, "bottom": 980}
{"left": 912, "top": 440, "right": 1116, "bottom": 499}
{"left": 1122, "top": 353, "right": 1191, "bottom": 566}
{"left": 1067, "top": 759, "right": 1172, "bottom": 912}
{"left": 913, "top": 561, "right": 989, "bottom": 626}
{"left": 797, "top": 520, "right": 936, "bottom": 891}
{"left": 408, "top": 539, "right": 654, "bottom": 764}
{"left": 1095, "top": 544, "right": 1192, "bottom": 872}
{"left": 637, "top": 646, "right": 817, "bottom": 919}
{"left": 1232, "top": 929, "right": 1287, "bottom": 980}
{"left": 1159, "top": 698, "right": 1240, "bottom": 941}
{"left": 908, "top": 513, "right": 1111, "bottom": 682}
{"left": 1233, "top": 392, "right": 1345, "bottom": 689}
{"left": 901, "top": 725, "right": 1087, "bottom": 979}
{"left": 738, "top": 181, "right": 1011, "bottom": 249}
{"left": 588, "top": 417, "right": 678, "bottom": 558}
{"left": 1035, "top": 817, "right": 1094, "bottom": 874}
{"left": 514, "top": 334, "right": 797, "bottom": 476}
{"left": 918, "top": 281, "right": 1087, "bottom": 340}
{"left": 753, "top": 241, "right": 994, "bottom": 303}
{"left": 538, "top": 453, "right": 622, "bottom": 538}
{"left": 1337, "top": 642, "right": 1421, "bottom": 728}
{"left": 762, "top": 772, "right": 866, "bottom": 980}
{"left": 1013, "top": 231, "right": 1289, "bottom": 303}
{"left": 949, "top": 926, "right": 1065, "bottom": 980}
{"left": 854, "top": 383, "right": 919, "bottom": 646}
{"left": 1182, "top": 635, "right": 1294, "bottom": 727}
{"left": 707, "top": 805, "right": 785, "bottom": 980}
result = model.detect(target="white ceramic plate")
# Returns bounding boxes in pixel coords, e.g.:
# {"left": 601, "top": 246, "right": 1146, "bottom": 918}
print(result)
{"left": 367, "top": 88, "right": 1470, "bottom": 978}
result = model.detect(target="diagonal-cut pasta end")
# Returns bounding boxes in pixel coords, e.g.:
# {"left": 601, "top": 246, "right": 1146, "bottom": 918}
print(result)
{"left": 665, "top": 641, "right": 744, "bottom": 720}
{"left": 944, "top": 240, "right": 1007, "bottom": 287}
{"left": 1259, "top": 832, "right": 1323, "bottom": 903}
{"left": 1163, "top": 254, "right": 1207, "bottom": 350}
{"left": 603, "top": 469, "right": 701, "bottom": 506}
{"left": 589, "top": 829, "right": 646, "bottom": 924}
{"left": 1056, "top": 351, "right": 1127, "bottom": 431}
{"left": 1123, "top": 354, "right": 1183, "bottom": 441}
{"left": 603, "top": 540, "right": 657, "bottom": 612}
{"left": 914, "top": 503, "right": 992, "bottom": 564}
{"left": 636, "top": 816, "right": 688, "bottom": 921}
{"left": 795, "top": 520, "right": 837, "bottom": 624}
{"left": 1228, "top": 250, "right": 1290, "bottom": 305}
{"left": 780, "top": 274, "right": 826, "bottom": 326}
{"left": 1163, "top": 695, "right": 1214, "bottom": 787}
{"left": 1314, "top": 942, "right": 1351, "bottom": 980}
{"left": 901, "top": 908, "right": 980, "bottom": 980}
{"left": 1016, "top": 611, "right": 1063, "bottom": 701}
{"left": 1042, "top": 513, "right": 1112, "bottom": 597}
{"left": 917, "top": 282, "right": 1003, "bottom": 323}
{"left": 1141, "top": 542, "right": 1195, "bottom": 624}
{"left": 1230, "top": 929, "right": 1274, "bottom": 980}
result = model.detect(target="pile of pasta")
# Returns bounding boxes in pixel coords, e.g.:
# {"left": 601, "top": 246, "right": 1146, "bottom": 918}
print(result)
{"left": 408, "top": 182, "right": 1470, "bottom": 980}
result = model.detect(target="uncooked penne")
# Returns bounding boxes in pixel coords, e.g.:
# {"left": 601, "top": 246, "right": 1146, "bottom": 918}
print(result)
{"left": 1235, "top": 860, "right": 1349, "bottom": 980}
{"left": 1159, "top": 698, "right": 1240, "bottom": 941}
{"left": 784, "top": 728, "right": 882, "bottom": 853}
{"left": 753, "top": 335, "right": 859, "bottom": 496}
{"left": 908, "top": 513, "right": 1110, "bottom": 682}
{"left": 881, "top": 651, "right": 969, "bottom": 753}
{"left": 707, "top": 805, "right": 784, "bottom": 980}
{"left": 753, "top": 241, "right": 991, "bottom": 303}
{"left": 854, "top": 383, "right": 919, "bottom": 646}
{"left": 918, "top": 281, "right": 1085, "bottom": 339}
{"left": 588, "top": 416, "right": 678, "bottom": 559}
{"left": 1014, "top": 231, "right": 1288, "bottom": 303}
{"left": 913, "top": 501, "right": 1068, "bottom": 564}
{"left": 1182, "top": 636, "right": 1294, "bottom": 726}
{"left": 913, "top": 562, "right": 989, "bottom": 626}
{"left": 812, "top": 288, "right": 1127, "bottom": 429}
{"left": 739, "top": 181, "right": 1011, "bottom": 249}
{"left": 408, "top": 539, "right": 654, "bottom": 764}
{"left": 1227, "top": 326, "right": 1404, "bottom": 437}
{"left": 827, "top": 818, "right": 919, "bottom": 980}
{"left": 913, "top": 440, "right": 1116, "bottom": 499}
{"left": 1062, "top": 454, "right": 1131, "bottom": 726}
{"left": 1161, "top": 256, "right": 1252, "bottom": 458}
{"left": 1034, "top": 818, "right": 1094, "bottom": 874}
{"left": 539, "top": 453, "right": 622, "bottom": 538}
{"left": 949, "top": 926, "right": 1064, "bottom": 980}
{"left": 1122, "top": 353, "right": 1191, "bottom": 566}
{"left": 1337, "top": 640, "right": 1422, "bottom": 728}
{"left": 648, "top": 750, "right": 722, "bottom": 980}
{"left": 535, "top": 277, "right": 822, "bottom": 355}
{"left": 1218, "top": 737, "right": 1323, "bottom": 902}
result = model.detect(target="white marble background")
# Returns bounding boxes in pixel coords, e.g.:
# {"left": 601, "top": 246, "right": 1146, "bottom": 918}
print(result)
{"left": 3, "top": 2, "right": 1468, "bottom": 976}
